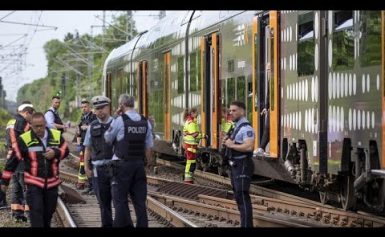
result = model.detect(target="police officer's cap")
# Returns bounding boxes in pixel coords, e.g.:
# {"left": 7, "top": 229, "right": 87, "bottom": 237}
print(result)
{"left": 80, "top": 98, "right": 89, "bottom": 104}
{"left": 91, "top": 96, "right": 111, "bottom": 108}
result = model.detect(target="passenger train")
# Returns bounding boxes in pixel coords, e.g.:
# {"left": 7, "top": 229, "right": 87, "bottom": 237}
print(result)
{"left": 102, "top": 11, "right": 385, "bottom": 211}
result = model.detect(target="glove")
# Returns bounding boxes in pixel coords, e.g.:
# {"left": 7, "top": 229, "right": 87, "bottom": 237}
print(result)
{"left": 76, "top": 144, "right": 83, "bottom": 153}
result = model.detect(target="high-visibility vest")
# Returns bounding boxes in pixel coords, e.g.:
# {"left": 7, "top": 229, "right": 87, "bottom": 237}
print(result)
{"left": 6, "top": 119, "right": 16, "bottom": 128}
{"left": 183, "top": 116, "right": 201, "bottom": 145}
{"left": 221, "top": 116, "right": 234, "bottom": 134}
{"left": 5, "top": 119, "right": 16, "bottom": 148}
{"left": 19, "top": 129, "right": 64, "bottom": 189}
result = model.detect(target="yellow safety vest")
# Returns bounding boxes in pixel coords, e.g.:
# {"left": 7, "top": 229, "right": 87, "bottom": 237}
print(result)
{"left": 221, "top": 117, "right": 234, "bottom": 134}
{"left": 21, "top": 129, "right": 61, "bottom": 146}
{"left": 6, "top": 119, "right": 16, "bottom": 129}
{"left": 183, "top": 118, "right": 201, "bottom": 145}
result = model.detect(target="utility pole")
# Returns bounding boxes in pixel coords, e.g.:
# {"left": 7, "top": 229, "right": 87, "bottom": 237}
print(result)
{"left": 103, "top": 11, "right": 106, "bottom": 31}
{"left": 126, "top": 11, "right": 133, "bottom": 42}
{"left": 61, "top": 72, "right": 66, "bottom": 97}
{"left": 88, "top": 29, "right": 94, "bottom": 96}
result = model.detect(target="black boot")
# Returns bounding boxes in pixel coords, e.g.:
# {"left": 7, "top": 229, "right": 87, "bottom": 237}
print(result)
{"left": 0, "top": 190, "right": 7, "bottom": 210}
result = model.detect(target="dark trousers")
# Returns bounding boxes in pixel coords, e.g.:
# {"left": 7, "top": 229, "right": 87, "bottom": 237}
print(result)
{"left": 230, "top": 158, "right": 254, "bottom": 228}
{"left": 260, "top": 113, "right": 270, "bottom": 150}
{"left": 111, "top": 159, "right": 148, "bottom": 227}
{"left": 11, "top": 172, "right": 26, "bottom": 217}
{"left": 26, "top": 185, "right": 58, "bottom": 228}
{"left": 93, "top": 165, "right": 113, "bottom": 227}
{"left": 0, "top": 172, "right": 6, "bottom": 206}
{"left": 88, "top": 159, "right": 94, "bottom": 191}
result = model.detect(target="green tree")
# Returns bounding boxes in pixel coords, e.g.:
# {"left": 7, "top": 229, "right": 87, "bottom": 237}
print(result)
{"left": 17, "top": 12, "right": 138, "bottom": 122}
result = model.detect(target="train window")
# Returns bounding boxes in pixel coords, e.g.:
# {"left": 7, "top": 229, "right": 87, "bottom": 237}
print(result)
{"left": 360, "top": 11, "right": 381, "bottom": 67}
{"left": 247, "top": 77, "right": 253, "bottom": 122}
{"left": 227, "top": 77, "right": 235, "bottom": 107}
{"left": 111, "top": 71, "right": 118, "bottom": 110}
{"left": 177, "top": 56, "right": 184, "bottom": 94}
{"left": 332, "top": 11, "right": 354, "bottom": 71}
{"left": 269, "top": 27, "right": 275, "bottom": 112}
{"left": 228, "top": 59, "right": 234, "bottom": 73}
{"left": 133, "top": 72, "right": 137, "bottom": 98}
{"left": 190, "top": 52, "right": 198, "bottom": 92}
{"left": 237, "top": 76, "right": 246, "bottom": 104}
{"left": 298, "top": 12, "right": 315, "bottom": 76}
{"left": 197, "top": 51, "right": 202, "bottom": 91}
{"left": 127, "top": 72, "right": 131, "bottom": 95}
{"left": 254, "top": 33, "right": 259, "bottom": 112}
{"left": 117, "top": 69, "right": 124, "bottom": 95}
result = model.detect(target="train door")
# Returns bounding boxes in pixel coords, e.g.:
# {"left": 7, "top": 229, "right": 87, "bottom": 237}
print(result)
{"left": 138, "top": 60, "right": 148, "bottom": 117}
{"left": 200, "top": 32, "right": 220, "bottom": 149}
{"left": 256, "top": 11, "right": 280, "bottom": 158}
{"left": 381, "top": 11, "right": 385, "bottom": 168}
{"left": 164, "top": 52, "right": 172, "bottom": 142}
{"left": 383, "top": 11, "right": 385, "bottom": 167}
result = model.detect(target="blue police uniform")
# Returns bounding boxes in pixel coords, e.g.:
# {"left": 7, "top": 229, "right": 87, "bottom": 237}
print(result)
{"left": 104, "top": 109, "right": 153, "bottom": 228}
{"left": 83, "top": 113, "right": 114, "bottom": 227}
{"left": 229, "top": 116, "right": 255, "bottom": 228}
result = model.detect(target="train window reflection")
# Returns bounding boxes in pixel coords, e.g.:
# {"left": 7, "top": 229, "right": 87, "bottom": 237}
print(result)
{"left": 177, "top": 56, "right": 184, "bottom": 94}
{"left": 226, "top": 77, "right": 235, "bottom": 107}
{"left": 190, "top": 52, "right": 198, "bottom": 92}
{"left": 298, "top": 11, "right": 315, "bottom": 76}
{"left": 332, "top": 11, "right": 354, "bottom": 71}
{"left": 360, "top": 11, "right": 381, "bottom": 67}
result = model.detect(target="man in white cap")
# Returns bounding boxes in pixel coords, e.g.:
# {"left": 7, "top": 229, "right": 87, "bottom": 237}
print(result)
{"left": 83, "top": 95, "right": 115, "bottom": 227}
{"left": 1, "top": 101, "right": 34, "bottom": 222}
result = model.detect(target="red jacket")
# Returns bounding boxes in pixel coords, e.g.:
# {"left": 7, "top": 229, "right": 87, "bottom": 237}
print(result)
{"left": 2, "top": 128, "right": 69, "bottom": 189}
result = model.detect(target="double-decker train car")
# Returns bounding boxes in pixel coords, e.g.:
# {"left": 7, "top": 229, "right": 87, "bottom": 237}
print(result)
{"left": 102, "top": 11, "right": 385, "bottom": 211}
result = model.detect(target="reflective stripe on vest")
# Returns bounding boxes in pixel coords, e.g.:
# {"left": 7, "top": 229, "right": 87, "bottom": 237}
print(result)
{"left": 183, "top": 119, "right": 200, "bottom": 145}
{"left": 20, "top": 129, "right": 61, "bottom": 147}
{"left": 6, "top": 119, "right": 16, "bottom": 129}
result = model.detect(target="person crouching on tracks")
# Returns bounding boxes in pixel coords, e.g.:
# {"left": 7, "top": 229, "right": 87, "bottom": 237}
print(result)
{"left": 223, "top": 101, "right": 255, "bottom": 228}
{"left": 3, "top": 101, "right": 34, "bottom": 222}
{"left": 83, "top": 96, "right": 114, "bottom": 227}
{"left": 104, "top": 94, "right": 154, "bottom": 227}
{"left": 182, "top": 108, "right": 201, "bottom": 184}
{"left": 1, "top": 112, "right": 69, "bottom": 227}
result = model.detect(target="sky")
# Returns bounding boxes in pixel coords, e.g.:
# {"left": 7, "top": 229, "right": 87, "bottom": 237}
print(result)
{"left": 0, "top": 11, "right": 167, "bottom": 101}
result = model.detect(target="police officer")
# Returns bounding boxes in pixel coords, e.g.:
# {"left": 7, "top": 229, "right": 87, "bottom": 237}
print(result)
{"left": 76, "top": 99, "right": 97, "bottom": 194}
{"left": 104, "top": 94, "right": 153, "bottom": 228}
{"left": 83, "top": 96, "right": 114, "bottom": 227}
{"left": 223, "top": 101, "right": 255, "bottom": 228}
{"left": 77, "top": 99, "right": 97, "bottom": 146}
{"left": 1, "top": 112, "right": 69, "bottom": 227}
{"left": 3, "top": 101, "right": 34, "bottom": 222}
{"left": 45, "top": 96, "right": 66, "bottom": 133}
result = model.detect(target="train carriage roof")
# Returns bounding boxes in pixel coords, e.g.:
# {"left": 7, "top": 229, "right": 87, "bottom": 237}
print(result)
{"left": 105, "top": 34, "right": 142, "bottom": 68}
{"left": 188, "top": 11, "right": 244, "bottom": 34}
{"left": 106, "top": 11, "right": 251, "bottom": 67}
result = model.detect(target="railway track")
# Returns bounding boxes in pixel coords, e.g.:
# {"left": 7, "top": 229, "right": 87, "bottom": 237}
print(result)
{"left": 62, "top": 131, "right": 385, "bottom": 227}
{"left": 154, "top": 158, "right": 385, "bottom": 227}
{"left": 57, "top": 171, "right": 199, "bottom": 227}
{"left": 59, "top": 167, "right": 312, "bottom": 227}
